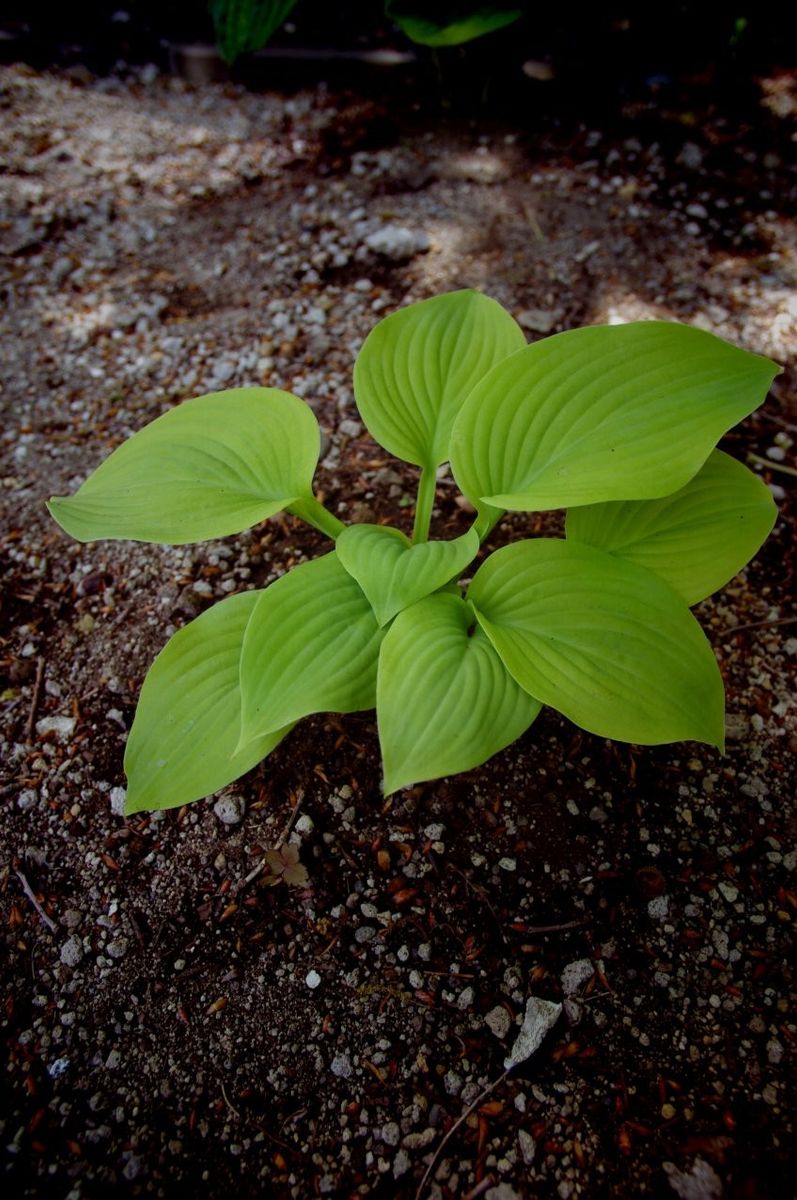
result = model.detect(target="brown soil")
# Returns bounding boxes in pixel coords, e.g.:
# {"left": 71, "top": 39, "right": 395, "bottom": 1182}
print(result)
{"left": 1, "top": 64, "right": 796, "bottom": 1200}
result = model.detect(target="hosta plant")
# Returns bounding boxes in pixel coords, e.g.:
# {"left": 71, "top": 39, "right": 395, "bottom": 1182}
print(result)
{"left": 47, "top": 291, "right": 779, "bottom": 814}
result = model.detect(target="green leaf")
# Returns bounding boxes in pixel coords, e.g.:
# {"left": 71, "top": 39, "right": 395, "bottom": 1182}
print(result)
{"left": 210, "top": 0, "right": 298, "bottom": 64}
{"left": 469, "top": 539, "right": 725, "bottom": 748}
{"left": 386, "top": 1, "right": 522, "bottom": 46}
{"left": 450, "top": 321, "right": 779, "bottom": 512}
{"left": 47, "top": 388, "right": 319, "bottom": 545}
{"left": 335, "top": 524, "right": 479, "bottom": 626}
{"left": 377, "top": 592, "right": 541, "bottom": 794}
{"left": 124, "top": 591, "right": 291, "bottom": 814}
{"left": 566, "top": 450, "right": 777, "bottom": 605}
{"left": 239, "top": 552, "right": 383, "bottom": 746}
{"left": 353, "top": 290, "right": 526, "bottom": 470}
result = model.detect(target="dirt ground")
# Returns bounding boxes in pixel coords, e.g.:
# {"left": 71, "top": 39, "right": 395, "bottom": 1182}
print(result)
{"left": 1, "top": 62, "right": 796, "bottom": 1199}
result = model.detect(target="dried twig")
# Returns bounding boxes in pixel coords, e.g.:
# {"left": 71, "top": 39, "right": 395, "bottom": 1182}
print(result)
{"left": 15, "top": 869, "right": 57, "bottom": 933}
{"left": 415, "top": 1069, "right": 510, "bottom": 1200}
{"left": 723, "top": 615, "right": 797, "bottom": 636}
{"left": 24, "top": 657, "right": 45, "bottom": 743}
{"left": 747, "top": 451, "right": 797, "bottom": 478}
{"left": 234, "top": 788, "right": 305, "bottom": 895}
{"left": 523, "top": 917, "right": 590, "bottom": 935}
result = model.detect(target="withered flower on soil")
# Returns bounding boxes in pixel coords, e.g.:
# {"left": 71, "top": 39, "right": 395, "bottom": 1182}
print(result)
{"left": 261, "top": 843, "right": 309, "bottom": 888}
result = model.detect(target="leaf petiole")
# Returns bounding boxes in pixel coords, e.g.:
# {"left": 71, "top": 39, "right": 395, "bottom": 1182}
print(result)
{"left": 412, "top": 465, "right": 437, "bottom": 544}
{"left": 288, "top": 495, "right": 345, "bottom": 540}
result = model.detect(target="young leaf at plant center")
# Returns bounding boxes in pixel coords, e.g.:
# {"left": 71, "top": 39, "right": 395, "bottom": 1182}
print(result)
{"left": 124, "top": 592, "right": 291, "bottom": 814}
{"left": 353, "top": 290, "right": 526, "bottom": 471}
{"left": 239, "top": 553, "right": 383, "bottom": 747}
{"left": 450, "top": 322, "right": 779, "bottom": 513}
{"left": 48, "top": 388, "right": 320, "bottom": 545}
{"left": 378, "top": 591, "right": 541, "bottom": 794}
{"left": 566, "top": 450, "right": 777, "bottom": 605}
{"left": 469, "top": 539, "right": 725, "bottom": 748}
{"left": 335, "top": 524, "right": 479, "bottom": 626}
{"left": 210, "top": 0, "right": 298, "bottom": 64}
{"left": 385, "top": 1, "right": 522, "bottom": 46}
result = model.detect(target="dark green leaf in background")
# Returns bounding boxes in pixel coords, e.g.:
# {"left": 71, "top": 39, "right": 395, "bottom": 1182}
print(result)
{"left": 210, "top": 0, "right": 299, "bottom": 64}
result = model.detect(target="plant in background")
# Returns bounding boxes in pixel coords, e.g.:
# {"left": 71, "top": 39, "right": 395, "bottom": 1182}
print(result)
{"left": 48, "top": 291, "right": 779, "bottom": 814}
{"left": 209, "top": 0, "right": 525, "bottom": 65}
{"left": 210, "top": 0, "right": 299, "bottom": 64}
{"left": 384, "top": 2, "right": 523, "bottom": 47}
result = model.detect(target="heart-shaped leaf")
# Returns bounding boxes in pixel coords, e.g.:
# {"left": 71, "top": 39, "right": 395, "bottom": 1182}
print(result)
{"left": 386, "top": 1, "right": 523, "bottom": 46}
{"left": 566, "top": 450, "right": 777, "bottom": 605}
{"left": 377, "top": 591, "right": 541, "bottom": 794}
{"left": 335, "top": 524, "right": 480, "bottom": 626}
{"left": 450, "top": 322, "right": 779, "bottom": 512}
{"left": 353, "top": 289, "right": 526, "bottom": 470}
{"left": 239, "top": 552, "right": 383, "bottom": 746}
{"left": 124, "top": 591, "right": 291, "bottom": 814}
{"left": 48, "top": 387, "right": 319, "bottom": 545}
{"left": 469, "top": 539, "right": 725, "bottom": 748}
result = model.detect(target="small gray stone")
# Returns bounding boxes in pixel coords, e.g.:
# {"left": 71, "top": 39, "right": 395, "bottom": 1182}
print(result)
{"left": 518, "top": 1128, "right": 536, "bottom": 1165}
{"left": 485, "top": 1005, "right": 512, "bottom": 1039}
{"left": 213, "top": 794, "right": 245, "bottom": 825}
{"left": 561, "top": 959, "right": 594, "bottom": 996}
{"left": 109, "top": 786, "right": 126, "bottom": 816}
{"left": 107, "top": 937, "right": 129, "bottom": 960}
{"left": 331, "top": 1053, "right": 352, "bottom": 1078}
{"left": 648, "top": 895, "right": 670, "bottom": 920}
{"left": 504, "top": 995, "right": 562, "bottom": 1069}
{"left": 380, "top": 1121, "right": 400, "bottom": 1147}
{"left": 364, "top": 225, "right": 429, "bottom": 261}
{"left": 60, "top": 935, "right": 84, "bottom": 967}
{"left": 393, "top": 1148, "right": 411, "bottom": 1178}
{"left": 36, "top": 715, "right": 76, "bottom": 740}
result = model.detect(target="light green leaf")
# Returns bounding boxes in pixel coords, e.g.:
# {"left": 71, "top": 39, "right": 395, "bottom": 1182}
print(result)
{"left": 469, "top": 539, "right": 725, "bottom": 748}
{"left": 377, "top": 591, "right": 541, "bottom": 794}
{"left": 385, "top": 2, "right": 522, "bottom": 46}
{"left": 124, "top": 591, "right": 291, "bottom": 814}
{"left": 353, "top": 289, "right": 526, "bottom": 470}
{"left": 450, "top": 321, "right": 779, "bottom": 512}
{"left": 239, "top": 552, "right": 383, "bottom": 746}
{"left": 335, "top": 524, "right": 479, "bottom": 626}
{"left": 566, "top": 450, "right": 777, "bottom": 605}
{"left": 47, "top": 387, "right": 319, "bottom": 544}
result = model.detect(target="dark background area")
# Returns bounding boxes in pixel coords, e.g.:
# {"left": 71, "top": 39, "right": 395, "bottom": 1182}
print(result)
{"left": 1, "top": 2, "right": 795, "bottom": 118}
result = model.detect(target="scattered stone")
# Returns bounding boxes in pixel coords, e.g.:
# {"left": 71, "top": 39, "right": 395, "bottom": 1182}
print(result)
{"left": 517, "top": 307, "right": 558, "bottom": 334}
{"left": 392, "top": 1149, "right": 411, "bottom": 1178}
{"left": 60, "top": 935, "right": 84, "bottom": 967}
{"left": 36, "top": 715, "right": 76, "bottom": 740}
{"left": 485, "top": 1005, "right": 512, "bottom": 1039}
{"left": 330, "top": 1053, "right": 353, "bottom": 1079}
{"left": 518, "top": 1129, "right": 536, "bottom": 1165}
{"left": 664, "top": 1157, "right": 722, "bottom": 1200}
{"left": 107, "top": 937, "right": 129, "bottom": 960}
{"left": 486, "top": 1184, "right": 521, "bottom": 1200}
{"left": 109, "top": 786, "right": 126, "bottom": 816}
{"left": 364, "top": 224, "right": 430, "bottom": 261}
{"left": 648, "top": 895, "right": 670, "bottom": 920}
{"left": 213, "top": 795, "right": 245, "bottom": 826}
{"left": 305, "top": 969, "right": 321, "bottom": 990}
{"left": 504, "top": 995, "right": 562, "bottom": 1069}
{"left": 560, "top": 959, "right": 595, "bottom": 1023}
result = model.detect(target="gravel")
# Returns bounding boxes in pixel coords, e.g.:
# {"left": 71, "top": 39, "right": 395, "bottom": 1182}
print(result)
{"left": 1, "top": 60, "right": 795, "bottom": 1200}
